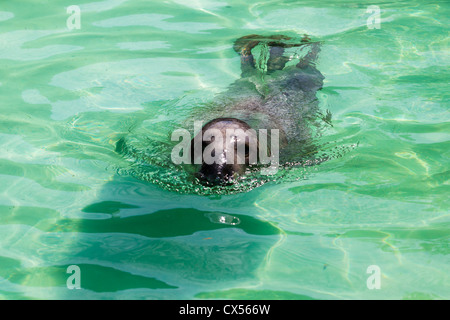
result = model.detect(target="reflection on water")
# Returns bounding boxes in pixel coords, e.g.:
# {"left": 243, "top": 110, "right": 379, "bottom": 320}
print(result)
{"left": 206, "top": 212, "right": 241, "bottom": 225}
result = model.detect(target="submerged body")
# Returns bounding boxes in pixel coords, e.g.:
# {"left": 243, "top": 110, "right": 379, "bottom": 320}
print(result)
{"left": 190, "top": 35, "right": 326, "bottom": 185}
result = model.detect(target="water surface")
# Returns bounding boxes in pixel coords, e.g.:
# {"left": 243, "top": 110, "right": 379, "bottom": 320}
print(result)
{"left": 0, "top": 0, "right": 448, "bottom": 299}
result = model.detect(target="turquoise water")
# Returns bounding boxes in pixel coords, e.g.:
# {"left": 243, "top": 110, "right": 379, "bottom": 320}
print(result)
{"left": 0, "top": 0, "right": 449, "bottom": 299}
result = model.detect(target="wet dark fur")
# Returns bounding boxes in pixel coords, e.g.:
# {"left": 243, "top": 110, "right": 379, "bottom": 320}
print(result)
{"left": 190, "top": 35, "right": 325, "bottom": 185}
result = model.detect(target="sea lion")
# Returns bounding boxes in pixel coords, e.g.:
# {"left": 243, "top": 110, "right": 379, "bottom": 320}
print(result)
{"left": 188, "top": 34, "right": 325, "bottom": 186}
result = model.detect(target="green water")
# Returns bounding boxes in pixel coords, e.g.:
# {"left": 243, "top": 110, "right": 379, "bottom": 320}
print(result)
{"left": 0, "top": 0, "right": 449, "bottom": 300}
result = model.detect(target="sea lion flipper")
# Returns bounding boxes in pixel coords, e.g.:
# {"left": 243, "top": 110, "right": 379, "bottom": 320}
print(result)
{"left": 233, "top": 35, "right": 292, "bottom": 73}
{"left": 233, "top": 34, "right": 262, "bottom": 76}
{"left": 233, "top": 34, "right": 262, "bottom": 55}
{"left": 233, "top": 35, "right": 317, "bottom": 75}
{"left": 296, "top": 39, "right": 321, "bottom": 69}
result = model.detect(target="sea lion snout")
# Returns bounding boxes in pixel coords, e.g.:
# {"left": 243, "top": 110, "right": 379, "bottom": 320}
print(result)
{"left": 190, "top": 118, "right": 257, "bottom": 186}
{"left": 196, "top": 162, "right": 240, "bottom": 186}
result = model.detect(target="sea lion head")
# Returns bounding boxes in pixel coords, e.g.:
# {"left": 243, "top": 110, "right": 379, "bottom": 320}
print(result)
{"left": 190, "top": 118, "right": 259, "bottom": 186}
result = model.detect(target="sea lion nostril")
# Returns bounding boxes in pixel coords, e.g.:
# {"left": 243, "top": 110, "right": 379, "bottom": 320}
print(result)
{"left": 196, "top": 164, "right": 236, "bottom": 186}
